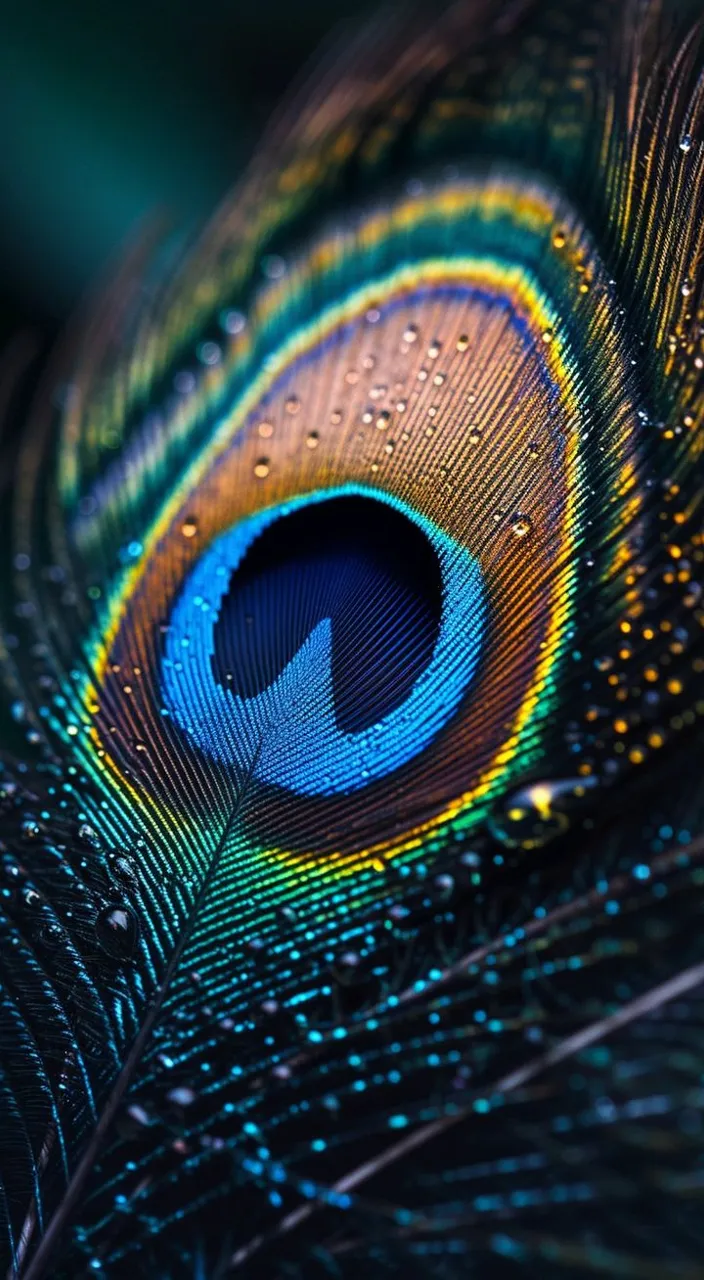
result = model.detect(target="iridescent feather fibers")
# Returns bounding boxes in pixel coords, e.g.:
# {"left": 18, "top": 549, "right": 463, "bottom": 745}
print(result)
{"left": 2, "top": 1, "right": 704, "bottom": 1276}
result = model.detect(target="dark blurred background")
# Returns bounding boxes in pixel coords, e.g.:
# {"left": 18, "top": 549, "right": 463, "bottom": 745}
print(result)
{"left": 0, "top": 0, "right": 380, "bottom": 349}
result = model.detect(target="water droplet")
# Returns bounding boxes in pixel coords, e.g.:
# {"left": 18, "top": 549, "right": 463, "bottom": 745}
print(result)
{"left": 387, "top": 903, "right": 410, "bottom": 923}
{"left": 285, "top": 396, "right": 300, "bottom": 415}
{"left": 221, "top": 308, "right": 246, "bottom": 335}
{"left": 39, "top": 921, "right": 64, "bottom": 949}
{"left": 510, "top": 514, "right": 532, "bottom": 538}
{"left": 198, "top": 341, "right": 221, "bottom": 366}
{"left": 96, "top": 904, "right": 139, "bottom": 962}
{"left": 434, "top": 873, "right": 454, "bottom": 899}
{"left": 488, "top": 777, "right": 596, "bottom": 849}
{"left": 126, "top": 1103, "right": 151, "bottom": 1127}
{"left": 119, "top": 540, "right": 143, "bottom": 565}
{"left": 167, "top": 1086, "right": 196, "bottom": 1107}
{"left": 21, "top": 819, "right": 41, "bottom": 841}
{"left": 254, "top": 459, "right": 270, "bottom": 479}
{"left": 680, "top": 133, "right": 693, "bottom": 153}
{"left": 0, "top": 780, "right": 19, "bottom": 807}
{"left": 306, "top": 431, "right": 320, "bottom": 449}
{"left": 181, "top": 517, "right": 199, "bottom": 539}
{"left": 107, "top": 851, "right": 140, "bottom": 890}
{"left": 459, "top": 850, "right": 481, "bottom": 869}
{"left": 456, "top": 334, "right": 469, "bottom": 352}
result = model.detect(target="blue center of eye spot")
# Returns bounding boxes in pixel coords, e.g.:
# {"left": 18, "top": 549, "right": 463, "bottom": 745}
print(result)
{"left": 162, "top": 484, "right": 486, "bottom": 796}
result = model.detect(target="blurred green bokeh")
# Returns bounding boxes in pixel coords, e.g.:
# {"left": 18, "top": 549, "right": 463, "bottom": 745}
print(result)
{"left": 0, "top": 0, "right": 376, "bottom": 333}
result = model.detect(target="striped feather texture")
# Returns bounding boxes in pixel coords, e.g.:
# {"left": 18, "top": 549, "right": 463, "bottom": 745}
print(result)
{"left": 2, "top": 1, "right": 704, "bottom": 1276}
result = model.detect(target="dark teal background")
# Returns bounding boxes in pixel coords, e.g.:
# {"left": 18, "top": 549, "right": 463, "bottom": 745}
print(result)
{"left": 0, "top": 0, "right": 381, "bottom": 342}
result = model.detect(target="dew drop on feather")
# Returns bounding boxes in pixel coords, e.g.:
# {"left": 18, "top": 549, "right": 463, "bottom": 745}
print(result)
{"left": 96, "top": 904, "right": 140, "bottom": 962}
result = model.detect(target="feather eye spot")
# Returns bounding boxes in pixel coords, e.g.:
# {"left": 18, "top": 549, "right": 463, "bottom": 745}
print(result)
{"left": 82, "top": 174, "right": 645, "bottom": 874}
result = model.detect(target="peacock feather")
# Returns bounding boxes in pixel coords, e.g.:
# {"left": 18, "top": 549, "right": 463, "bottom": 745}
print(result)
{"left": 2, "top": 1, "right": 704, "bottom": 1275}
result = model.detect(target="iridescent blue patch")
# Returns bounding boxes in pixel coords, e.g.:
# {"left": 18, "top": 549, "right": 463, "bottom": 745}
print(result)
{"left": 162, "top": 484, "right": 486, "bottom": 795}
